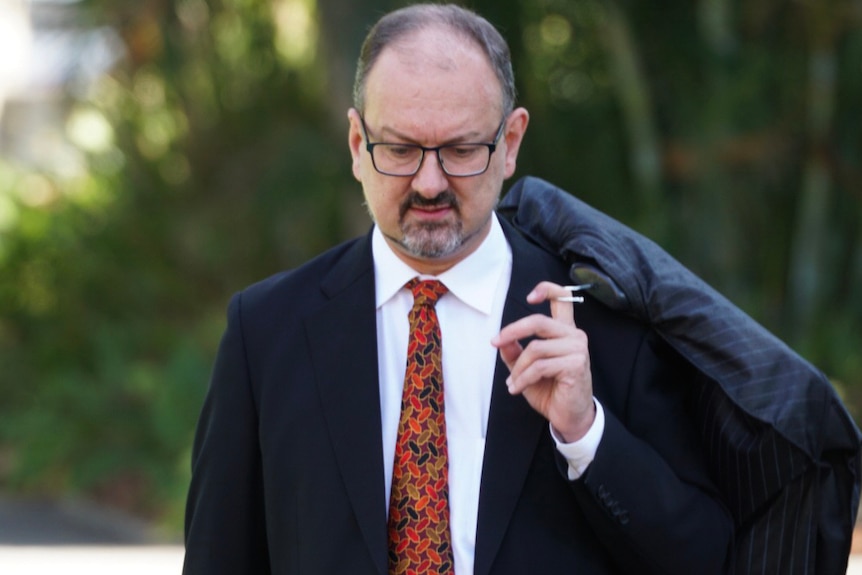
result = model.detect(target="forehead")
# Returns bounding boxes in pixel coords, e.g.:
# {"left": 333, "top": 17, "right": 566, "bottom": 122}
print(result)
{"left": 362, "top": 27, "right": 503, "bottom": 132}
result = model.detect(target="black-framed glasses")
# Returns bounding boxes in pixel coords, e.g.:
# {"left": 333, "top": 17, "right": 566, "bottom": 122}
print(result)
{"left": 359, "top": 116, "right": 506, "bottom": 177}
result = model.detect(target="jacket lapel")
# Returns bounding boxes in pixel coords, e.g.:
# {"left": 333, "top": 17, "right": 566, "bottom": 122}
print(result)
{"left": 304, "top": 234, "right": 388, "bottom": 575}
{"left": 473, "top": 220, "right": 563, "bottom": 575}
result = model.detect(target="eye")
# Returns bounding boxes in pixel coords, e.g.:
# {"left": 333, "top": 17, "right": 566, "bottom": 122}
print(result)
{"left": 383, "top": 144, "right": 419, "bottom": 159}
{"left": 447, "top": 145, "right": 480, "bottom": 159}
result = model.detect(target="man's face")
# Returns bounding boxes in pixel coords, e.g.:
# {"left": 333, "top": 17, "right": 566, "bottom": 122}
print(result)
{"left": 348, "top": 27, "right": 529, "bottom": 275}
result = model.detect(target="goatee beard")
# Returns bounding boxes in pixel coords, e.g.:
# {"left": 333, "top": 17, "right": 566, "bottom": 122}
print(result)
{"left": 397, "top": 190, "right": 463, "bottom": 258}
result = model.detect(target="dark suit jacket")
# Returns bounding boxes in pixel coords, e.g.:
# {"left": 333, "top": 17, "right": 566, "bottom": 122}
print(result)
{"left": 183, "top": 218, "right": 733, "bottom": 575}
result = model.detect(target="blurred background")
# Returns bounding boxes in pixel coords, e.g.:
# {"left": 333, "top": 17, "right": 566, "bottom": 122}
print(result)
{"left": 0, "top": 0, "right": 859, "bottom": 537}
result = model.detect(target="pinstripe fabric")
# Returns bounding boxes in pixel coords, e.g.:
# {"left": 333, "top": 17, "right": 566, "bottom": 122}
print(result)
{"left": 499, "top": 176, "right": 861, "bottom": 574}
{"left": 695, "top": 380, "right": 816, "bottom": 574}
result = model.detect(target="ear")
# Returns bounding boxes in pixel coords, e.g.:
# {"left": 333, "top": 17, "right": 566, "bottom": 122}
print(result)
{"left": 502, "top": 107, "right": 529, "bottom": 179}
{"left": 347, "top": 108, "right": 364, "bottom": 181}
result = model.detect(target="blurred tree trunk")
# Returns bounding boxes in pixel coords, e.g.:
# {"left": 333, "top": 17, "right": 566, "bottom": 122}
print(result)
{"left": 787, "top": 1, "right": 838, "bottom": 337}
{"left": 316, "top": 0, "right": 391, "bottom": 238}
{"left": 694, "top": 0, "right": 740, "bottom": 292}
{"left": 601, "top": 0, "right": 664, "bottom": 237}
{"left": 316, "top": 0, "right": 390, "bottom": 129}
{"left": 699, "top": 0, "right": 735, "bottom": 57}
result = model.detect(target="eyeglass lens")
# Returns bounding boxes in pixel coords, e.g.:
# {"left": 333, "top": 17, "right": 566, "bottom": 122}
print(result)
{"left": 373, "top": 144, "right": 490, "bottom": 176}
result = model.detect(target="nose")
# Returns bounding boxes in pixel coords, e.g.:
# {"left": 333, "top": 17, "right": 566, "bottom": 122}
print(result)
{"left": 410, "top": 150, "right": 449, "bottom": 197}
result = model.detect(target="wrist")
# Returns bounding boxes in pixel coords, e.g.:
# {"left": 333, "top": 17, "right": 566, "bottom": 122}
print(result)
{"left": 553, "top": 401, "right": 597, "bottom": 443}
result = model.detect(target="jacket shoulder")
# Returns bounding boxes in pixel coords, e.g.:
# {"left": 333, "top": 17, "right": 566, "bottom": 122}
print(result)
{"left": 232, "top": 234, "right": 371, "bottom": 322}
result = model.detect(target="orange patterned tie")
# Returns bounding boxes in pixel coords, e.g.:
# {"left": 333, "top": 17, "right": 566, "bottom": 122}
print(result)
{"left": 388, "top": 279, "right": 454, "bottom": 575}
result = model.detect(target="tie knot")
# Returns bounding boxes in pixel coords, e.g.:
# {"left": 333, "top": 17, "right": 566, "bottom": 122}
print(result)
{"left": 407, "top": 279, "right": 448, "bottom": 307}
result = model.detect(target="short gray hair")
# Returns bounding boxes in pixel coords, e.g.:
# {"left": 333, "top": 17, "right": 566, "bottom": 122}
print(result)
{"left": 353, "top": 4, "right": 516, "bottom": 115}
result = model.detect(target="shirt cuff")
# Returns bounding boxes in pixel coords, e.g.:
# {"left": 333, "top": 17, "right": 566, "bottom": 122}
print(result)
{"left": 550, "top": 399, "right": 605, "bottom": 480}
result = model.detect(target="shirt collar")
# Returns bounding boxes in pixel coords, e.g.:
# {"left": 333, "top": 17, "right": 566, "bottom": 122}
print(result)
{"left": 372, "top": 214, "right": 512, "bottom": 315}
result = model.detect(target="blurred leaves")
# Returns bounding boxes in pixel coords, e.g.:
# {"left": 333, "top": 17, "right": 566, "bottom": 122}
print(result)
{"left": 0, "top": 0, "right": 348, "bottom": 531}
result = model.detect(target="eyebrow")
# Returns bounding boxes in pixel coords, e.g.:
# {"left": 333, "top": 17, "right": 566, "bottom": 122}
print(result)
{"left": 372, "top": 123, "right": 486, "bottom": 145}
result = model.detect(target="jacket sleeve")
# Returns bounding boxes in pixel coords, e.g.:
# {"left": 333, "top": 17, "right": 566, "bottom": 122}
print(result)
{"left": 183, "top": 293, "right": 271, "bottom": 575}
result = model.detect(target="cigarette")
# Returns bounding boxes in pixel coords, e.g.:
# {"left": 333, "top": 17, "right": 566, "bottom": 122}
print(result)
{"left": 555, "top": 284, "right": 593, "bottom": 303}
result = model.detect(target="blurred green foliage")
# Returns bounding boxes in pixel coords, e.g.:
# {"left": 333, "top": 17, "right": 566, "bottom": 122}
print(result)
{"left": 0, "top": 0, "right": 859, "bottom": 533}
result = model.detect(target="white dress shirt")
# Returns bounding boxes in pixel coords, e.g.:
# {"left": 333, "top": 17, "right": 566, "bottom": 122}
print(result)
{"left": 372, "top": 215, "right": 603, "bottom": 574}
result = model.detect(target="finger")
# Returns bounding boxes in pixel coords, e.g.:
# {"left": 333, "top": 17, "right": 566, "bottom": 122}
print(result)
{"left": 493, "top": 314, "right": 574, "bottom": 349}
{"left": 507, "top": 355, "right": 583, "bottom": 396}
{"left": 506, "top": 337, "right": 589, "bottom": 391}
{"left": 526, "top": 281, "right": 576, "bottom": 327}
{"left": 511, "top": 334, "right": 588, "bottom": 371}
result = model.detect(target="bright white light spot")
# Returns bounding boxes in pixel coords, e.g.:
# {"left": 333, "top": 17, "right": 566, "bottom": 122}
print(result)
{"left": 0, "top": 0, "right": 33, "bottom": 106}
{"left": 66, "top": 107, "right": 115, "bottom": 153}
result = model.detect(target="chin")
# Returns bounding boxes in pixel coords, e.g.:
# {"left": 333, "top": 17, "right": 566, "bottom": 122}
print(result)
{"left": 400, "top": 229, "right": 463, "bottom": 259}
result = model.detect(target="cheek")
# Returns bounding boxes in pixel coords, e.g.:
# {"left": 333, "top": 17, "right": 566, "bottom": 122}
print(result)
{"left": 456, "top": 182, "right": 499, "bottom": 219}
{"left": 363, "top": 183, "right": 404, "bottom": 221}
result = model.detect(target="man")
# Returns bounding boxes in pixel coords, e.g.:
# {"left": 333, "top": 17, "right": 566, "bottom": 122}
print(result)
{"left": 183, "top": 4, "right": 734, "bottom": 573}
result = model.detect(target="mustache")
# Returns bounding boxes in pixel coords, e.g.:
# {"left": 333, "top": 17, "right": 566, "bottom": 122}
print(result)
{"left": 399, "top": 190, "right": 459, "bottom": 218}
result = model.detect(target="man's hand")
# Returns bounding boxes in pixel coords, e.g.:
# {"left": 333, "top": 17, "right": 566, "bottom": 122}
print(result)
{"left": 491, "top": 281, "right": 595, "bottom": 443}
